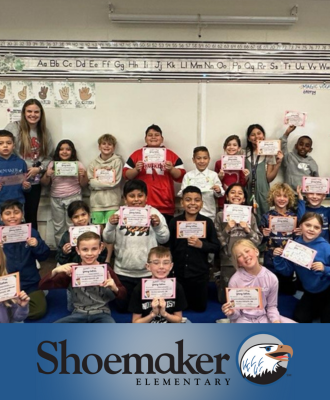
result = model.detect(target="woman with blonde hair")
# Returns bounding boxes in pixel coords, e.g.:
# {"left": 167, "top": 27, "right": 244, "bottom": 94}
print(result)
{"left": 5, "top": 99, "right": 54, "bottom": 229}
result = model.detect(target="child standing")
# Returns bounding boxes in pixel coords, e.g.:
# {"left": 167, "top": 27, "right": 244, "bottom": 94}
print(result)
{"left": 41, "top": 139, "right": 88, "bottom": 246}
{"left": 1, "top": 200, "right": 50, "bottom": 320}
{"left": 169, "top": 186, "right": 220, "bottom": 312}
{"left": 260, "top": 183, "right": 299, "bottom": 294}
{"left": 0, "top": 130, "right": 31, "bottom": 205}
{"left": 123, "top": 124, "right": 186, "bottom": 224}
{"left": 88, "top": 134, "right": 123, "bottom": 262}
{"left": 221, "top": 239, "right": 294, "bottom": 323}
{"left": 39, "top": 232, "right": 126, "bottom": 323}
{"left": 129, "top": 246, "right": 187, "bottom": 323}
{"left": 214, "top": 135, "right": 249, "bottom": 209}
{"left": 281, "top": 125, "right": 318, "bottom": 192}
{"left": 179, "top": 146, "right": 224, "bottom": 221}
{"left": 274, "top": 212, "right": 330, "bottom": 323}
{"left": 0, "top": 247, "right": 30, "bottom": 323}
{"left": 103, "top": 180, "right": 169, "bottom": 312}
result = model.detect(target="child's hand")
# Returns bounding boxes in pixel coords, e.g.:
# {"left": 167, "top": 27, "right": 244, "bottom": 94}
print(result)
{"left": 311, "top": 262, "right": 324, "bottom": 272}
{"left": 164, "top": 161, "right": 174, "bottom": 171}
{"left": 218, "top": 170, "right": 225, "bottom": 180}
{"left": 78, "top": 168, "right": 86, "bottom": 177}
{"left": 62, "top": 243, "right": 72, "bottom": 254}
{"left": 212, "top": 184, "right": 221, "bottom": 193}
{"left": 221, "top": 302, "right": 235, "bottom": 317}
{"left": 263, "top": 227, "right": 271, "bottom": 237}
{"left": 243, "top": 169, "right": 250, "bottom": 179}
{"left": 273, "top": 320, "right": 281, "bottom": 323}
{"left": 135, "top": 161, "right": 144, "bottom": 172}
{"left": 26, "top": 237, "right": 38, "bottom": 247}
{"left": 187, "top": 235, "right": 202, "bottom": 248}
{"left": 0, "top": 183, "right": 3, "bottom": 191}
{"left": 225, "top": 220, "right": 236, "bottom": 232}
{"left": 273, "top": 248, "right": 284, "bottom": 256}
{"left": 293, "top": 227, "right": 302, "bottom": 236}
{"left": 46, "top": 168, "right": 54, "bottom": 178}
{"left": 109, "top": 214, "right": 119, "bottom": 225}
{"left": 150, "top": 214, "right": 160, "bottom": 227}
{"left": 151, "top": 297, "right": 160, "bottom": 315}
{"left": 296, "top": 185, "right": 304, "bottom": 200}
{"left": 276, "top": 150, "right": 284, "bottom": 164}
{"left": 16, "top": 291, "right": 30, "bottom": 307}
{"left": 285, "top": 125, "right": 296, "bottom": 136}
{"left": 27, "top": 166, "right": 40, "bottom": 179}
{"left": 101, "top": 271, "right": 118, "bottom": 292}
{"left": 22, "top": 181, "right": 31, "bottom": 189}
{"left": 52, "top": 263, "right": 75, "bottom": 277}
{"left": 239, "top": 221, "right": 250, "bottom": 233}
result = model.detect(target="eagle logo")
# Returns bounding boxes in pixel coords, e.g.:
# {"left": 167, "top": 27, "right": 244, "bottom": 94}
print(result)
{"left": 238, "top": 334, "right": 293, "bottom": 385}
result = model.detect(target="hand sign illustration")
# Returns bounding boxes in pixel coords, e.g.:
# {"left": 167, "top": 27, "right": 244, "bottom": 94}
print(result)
{"left": 0, "top": 86, "right": 6, "bottom": 99}
{"left": 79, "top": 87, "right": 92, "bottom": 100}
{"left": 59, "top": 86, "right": 69, "bottom": 100}
{"left": 18, "top": 86, "right": 27, "bottom": 100}
{"left": 39, "top": 86, "right": 48, "bottom": 100}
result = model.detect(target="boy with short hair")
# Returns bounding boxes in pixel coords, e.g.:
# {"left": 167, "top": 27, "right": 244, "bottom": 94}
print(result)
{"left": 39, "top": 232, "right": 126, "bottom": 323}
{"left": 88, "top": 134, "right": 123, "bottom": 262}
{"left": 103, "top": 179, "right": 170, "bottom": 312}
{"left": 0, "top": 130, "right": 31, "bottom": 205}
{"left": 1, "top": 200, "right": 50, "bottom": 320}
{"left": 281, "top": 125, "right": 319, "bottom": 192}
{"left": 129, "top": 246, "right": 187, "bottom": 323}
{"left": 169, "top": 186, "right": 220, "bottom": 312}
{"left": 179, "top": 146, "right": 224, "bottom": 221}
{"left": 123, "top": 124, "right": 186, "bottom": 224}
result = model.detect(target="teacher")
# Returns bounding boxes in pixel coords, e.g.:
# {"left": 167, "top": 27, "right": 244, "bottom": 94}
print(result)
{"left": 5, "top": 99, "right": 54, "bottom": 229}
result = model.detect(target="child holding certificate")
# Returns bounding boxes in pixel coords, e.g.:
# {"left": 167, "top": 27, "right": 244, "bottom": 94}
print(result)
{"left": 214, "top": 135, "right": 249, "bottom": 209}
{"left": 221, "top": 239, "right": 294, "bottom": 323}
{"left": 179, "top": 146, "right": 224, "bottom": 221}
{"left": 103, "top": 179, "right": 169, "bottom": 312}
{"left": 0, "top": 200, "right": 50, "bottom": 320}
{"left": 0, "top": 248, "right": 30, "bottom": 323}
{"left": 123, "top": 124, "right": 186, "bottom": 225}
{"left": 41, "top": 140, "right": 88, "bottom": 246}
{"left": 129, "top": 246, "right": 187, "bottom": 323}
{"left": 169, "top": 186, "right": 220, "bottom": 312}
{"left": 39, "top": 232, "right": 126, "bottom": 323}
{"left": 274, "top": 212, "right": 330, "bottom": 323}
{"left": 214, "top": 183, "right": 262, "bottom": 303}
{"left": 260, "top": 183, "right": 300, "bottom": 294}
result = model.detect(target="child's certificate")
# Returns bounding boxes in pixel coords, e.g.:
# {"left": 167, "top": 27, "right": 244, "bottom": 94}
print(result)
{"left": 302, "top": 177, "right": 330, "bottom": 194}
{"left": 0, "top": 173, "right": 26, "bottom": 186}
{"left": 257, "top": 140, "right": 281, "bottom": 156}
{"left": 71, "top": 264, "right": 107, "bottom": 288}
{"left": 94, "top": 168, "right": 116, "bottom": 184}
{"left": 188, "top": 175, "right": 213, "bottom": 192}
{"left": 143, "top": 148, "right": 166, "bottom": 165}
{"left": 281, "top": 239, "right": 317, "bottom": 269}
{"left": 69, "top": 225, "right": 101, "bottom": 247}
{"left": 226, "top": 287, "right": 263, "bottom": 310}
{"left": 223, "top": 204, "right": 252, "bottom": 224}
{"left": 119, "top": 206, "right": 151, "bottom": 227}
{"left": 176, "top": 221, "right": 206, "bottom": 238}
{"left": 142, "top": 278, "right": 176, "bottom": 300}
{"left": 269, "top": 216, "right": 297, "bottom": 233}
{"left": 221, "top": 155, "right": 245, "bottom": 171}
{"left": 0, "top": 272, "right": 20, "bottom": 302}
{"left": 284, "top": 110, "right": 307, "bottom": 127}
{"left": 54, "top": 161, "right": 78, "bottom": 176}
{"left": 0, "top": 223, "right": 31, "bottom": 244}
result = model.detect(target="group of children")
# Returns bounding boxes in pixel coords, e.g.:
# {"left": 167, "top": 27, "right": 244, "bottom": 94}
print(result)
{"left": 1, "top": 114, "right": 330, "bottom": 324}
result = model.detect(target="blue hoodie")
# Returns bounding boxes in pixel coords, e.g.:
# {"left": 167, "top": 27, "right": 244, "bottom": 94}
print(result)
{"left": 273, "top": 235, "right": 330, "bottom": 293}
{"left": 297, "top": 199, "right": 330, "bottom": 242}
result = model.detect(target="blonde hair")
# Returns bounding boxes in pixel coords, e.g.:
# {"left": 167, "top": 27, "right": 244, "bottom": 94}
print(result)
{"left": 98, "top": 134, "right": 117, "bottom": 146}
{"left": 267, "top": 183, "right": 296, "bottom": 209}
{"left": 0, "top": 248, "right": 14, "bottom": 307}
{"left": 231, "top": 239, "right": 258, "bottom": 270}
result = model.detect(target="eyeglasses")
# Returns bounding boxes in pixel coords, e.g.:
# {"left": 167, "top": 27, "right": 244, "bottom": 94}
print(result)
{"left": 147, "top": 260, "right": 172, "bottom": 266}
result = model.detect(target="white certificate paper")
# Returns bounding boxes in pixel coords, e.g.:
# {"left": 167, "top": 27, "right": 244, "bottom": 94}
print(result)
{"left": 221, "top": 155, "right": 245, "bottom": 171}
{"left": 176, "top": 221, "right": 206, "bottom": 238}
{"left": 69, "top": 225, "right": 101, "bottom": 247}
{"left": 142, "top": 148, "right": 166, "bottom": 165}
{"left": 281, "top": 239, "right": 317, "bottom": 269}
{"left": 284, "top": 110, "right": 307, "bottom": 127}
{"left": 119, "top": 206, "right": 151, "bottom": 227}
{"left": 71, "top": 264, "right": 107, "bottom": 288}
{"left": 0, "top": 173, "right": 26, "bottom": 186}
{"left": 188, "top": 175, "right": 213, "bottom": 192}
{"left": 223, "top": 204, "right": 252, "bottom": 224}
{"left": 0, "top": 223, "right": 31, "bottom": 244}
{"left": 302, "top": 177, "right": 330, "bottom": 194}
{"left": 269, "top": 216, "right": 297, "bottom": 233}
{"left": 0, "top": 272, "right": 20, "bottom": 302}
{"left": 226, "top": 287, "right": 263, "bottom": 310}
{"left": 94, "top": 168, "right": 116, "bottom": 184}
{"left": 141, "top": 278, "right": 176, "bottom": 300}
{"left": 54, "top": 161, "right": 78, "bottom": 176}
{"left": 257, "top": 140, "right": 281, "bottom": 155}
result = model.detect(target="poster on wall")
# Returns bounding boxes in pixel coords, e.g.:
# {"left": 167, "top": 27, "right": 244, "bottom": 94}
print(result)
{"left": 11, "top": 81, "right": 33, "bottom": 108}
{"left": 32, "top": 81, "right": 55, "bottom": 108}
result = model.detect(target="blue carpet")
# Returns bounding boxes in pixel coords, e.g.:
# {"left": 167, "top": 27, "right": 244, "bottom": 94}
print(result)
{"left": 25, "top": 282, "right": 298, "bottom": 323}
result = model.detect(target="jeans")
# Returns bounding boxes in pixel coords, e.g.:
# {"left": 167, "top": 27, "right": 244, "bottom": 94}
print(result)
{"left": 55, "top": 312, "right": 116, "bottom": 323}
